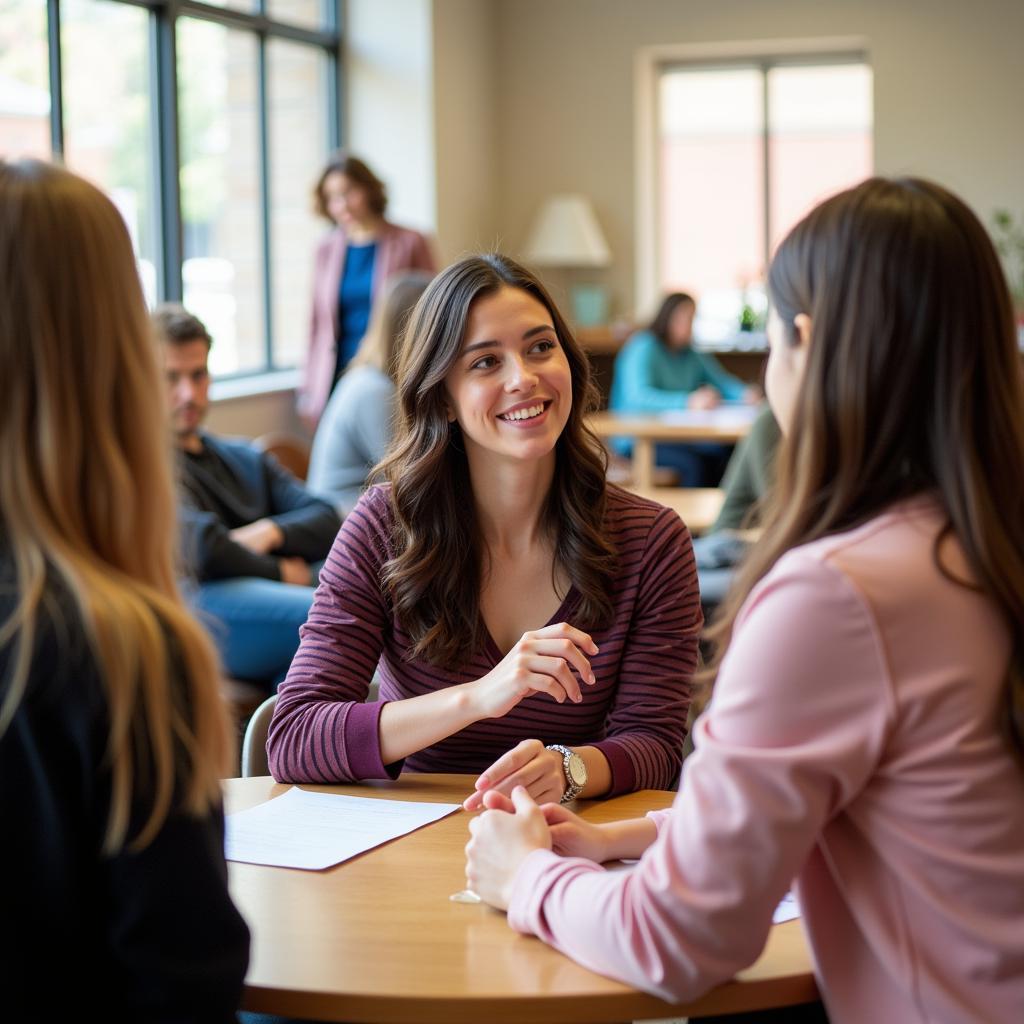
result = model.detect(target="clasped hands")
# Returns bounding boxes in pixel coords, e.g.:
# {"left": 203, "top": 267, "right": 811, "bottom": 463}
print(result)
{"left": 462, "top": 622, "right": 598, "bottom": 812}
{"left": 229, "top": 518, "right": 310, "bottom": 585}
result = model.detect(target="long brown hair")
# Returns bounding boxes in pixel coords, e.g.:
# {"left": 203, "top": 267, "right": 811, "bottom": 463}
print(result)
{"left": 379, "top": 254, "right": 616, "bottom": 669}
{"left": 705, "top": 177, "right": 1024, "bottom": 757}
{"left": 0, "top": 158, "right": 231, "bottom": 851}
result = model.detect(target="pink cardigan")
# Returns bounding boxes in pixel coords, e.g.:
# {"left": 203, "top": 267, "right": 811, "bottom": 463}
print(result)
{"left": 508, "top": 498, "right": 1024, "bottom": 1023}
{"left": 299, "top": 223, "right": 436, "bottom": 425}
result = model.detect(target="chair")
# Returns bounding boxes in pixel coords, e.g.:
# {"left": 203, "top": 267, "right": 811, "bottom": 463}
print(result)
{"left": 241, "top": 694, "right": 278, "bottom": 777}
{"left": 253, "top": 431, "right": 311, "bottom": 481}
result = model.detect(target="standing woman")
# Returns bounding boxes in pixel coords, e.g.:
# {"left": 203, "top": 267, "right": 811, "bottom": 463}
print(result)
{"left": 300, "top": 153, "right": 436, "bottom": 427}
{"left": 0, "top": 159, "right": 249, "bottom": 1018}
{"left": 465, "top": 179, "right": 1024, "bottom": 1022}
{"left": 269, "top": 254, "right": 701, "bottom": 805}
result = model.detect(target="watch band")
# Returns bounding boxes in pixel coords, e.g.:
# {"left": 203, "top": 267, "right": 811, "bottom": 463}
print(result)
{"left": 546, "top": 743, "right": 586, "bottom": 803}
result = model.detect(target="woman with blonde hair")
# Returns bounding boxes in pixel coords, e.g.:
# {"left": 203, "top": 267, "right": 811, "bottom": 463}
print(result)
{"left": 0, "top": 159, "right": 249, "bottom": 1018}
{"left": 466, "top": 179, "right": 1024, "bottom": 1022}
{"left": 307, "top": 270, "right": 433, "bottom": 515}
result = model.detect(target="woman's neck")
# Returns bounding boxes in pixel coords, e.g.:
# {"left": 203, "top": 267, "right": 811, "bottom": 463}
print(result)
{"left": 346, "top": 217, "right": 384, "bottom": 245}
{"left": 470, "top": 452, "right": 556, "bottom": 557}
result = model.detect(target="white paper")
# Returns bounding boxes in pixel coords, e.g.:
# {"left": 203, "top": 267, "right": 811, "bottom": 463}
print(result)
{"left": 772, "top": 891, "right": 800, "bottom": 924}
{"left": 225, "top": 787, "right": 462, "bottom": 870}
{"left": 659, "top": 406, "right": 759, "bottom": 428}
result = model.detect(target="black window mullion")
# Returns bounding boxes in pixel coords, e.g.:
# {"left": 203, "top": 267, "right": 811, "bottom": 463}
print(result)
{"left": 257, "top": 33, "right": 273, "bottom": 371}
{"left": 328, "top": 0, "right": 342, "bottom": 149}
{"left": 153, "top": 2, "right": 183, "bottom": 302}
{"left": 46, "top": 0, "right": 64, "bottom": 157}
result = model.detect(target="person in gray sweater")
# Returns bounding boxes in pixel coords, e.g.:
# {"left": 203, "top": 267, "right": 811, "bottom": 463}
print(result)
{"left": 307, "top": 271, "right": 433, "bottom": 515}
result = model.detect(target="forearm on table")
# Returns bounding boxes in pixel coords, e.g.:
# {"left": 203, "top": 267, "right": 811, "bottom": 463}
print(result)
{"left": 597, "top": 816, "right": 659, "bottom": 861}
{"left": 377, "top": 684, "right": 482, "bottom": 765}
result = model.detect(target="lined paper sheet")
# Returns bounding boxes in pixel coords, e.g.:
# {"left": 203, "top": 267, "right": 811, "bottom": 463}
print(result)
{"left": 772, "top": 891, "right": 800, "bottom": 924}
{"left": 226, "top": 787, "right": 462, "bottom": 870}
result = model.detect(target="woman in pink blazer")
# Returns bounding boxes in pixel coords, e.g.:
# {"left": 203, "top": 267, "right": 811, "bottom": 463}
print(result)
{"left": 300, "top": 153, "right": 436, "bottom": 427}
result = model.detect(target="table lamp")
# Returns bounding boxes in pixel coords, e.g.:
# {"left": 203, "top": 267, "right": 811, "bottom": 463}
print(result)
{"left": 522, "top": 194, "right": 611, "bottom": 326}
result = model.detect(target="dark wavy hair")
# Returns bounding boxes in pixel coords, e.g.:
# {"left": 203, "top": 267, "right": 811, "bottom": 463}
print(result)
{"left": 649, "top": 291, "right": 696, "bottom": 347}
{"left": 704, "top": 177, "right": 1024, "bottom": 759}
{"left": 313, "top": 152, "right": 387, "bottom": 222}
{"left": 378, "top": 254, "right": 616, "bottom": 669}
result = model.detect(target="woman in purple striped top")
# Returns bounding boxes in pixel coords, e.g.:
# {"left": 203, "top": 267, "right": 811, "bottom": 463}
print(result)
{"left": 268, "top": 254, "right": 701, "bottom": 805}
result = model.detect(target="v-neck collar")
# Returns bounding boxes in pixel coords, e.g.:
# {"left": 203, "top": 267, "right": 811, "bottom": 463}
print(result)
{"left": 481, "top": 586, "right": 582, "bottom": 663}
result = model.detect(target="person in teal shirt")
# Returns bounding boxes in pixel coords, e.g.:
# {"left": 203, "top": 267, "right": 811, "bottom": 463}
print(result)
{"left": 609, "top": 292, "right": 760, "bottom": 485}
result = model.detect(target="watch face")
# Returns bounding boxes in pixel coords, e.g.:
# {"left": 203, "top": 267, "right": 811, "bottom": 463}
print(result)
{"left": 567, "top": 754, "right": 587, "bottom": 786}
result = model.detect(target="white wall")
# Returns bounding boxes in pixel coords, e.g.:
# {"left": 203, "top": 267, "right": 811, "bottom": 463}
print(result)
{"left": 431, "top": 0, "right": 499, "bottom": 262}
{"left": 345, "top": 0, "right": 437, "bottom": 234}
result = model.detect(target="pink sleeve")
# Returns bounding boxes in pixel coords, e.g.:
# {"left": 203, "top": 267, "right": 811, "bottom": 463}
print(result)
{"left": 411, "top": 230, "right": 437, "bottom": 273}
{"left": 507, "top": 552, "right": 893, "bottom": 1002}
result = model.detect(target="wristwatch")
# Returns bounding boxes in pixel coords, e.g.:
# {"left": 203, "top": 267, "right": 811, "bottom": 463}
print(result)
{"left": 546, "top": 744, "right": 587, "bottom": 803}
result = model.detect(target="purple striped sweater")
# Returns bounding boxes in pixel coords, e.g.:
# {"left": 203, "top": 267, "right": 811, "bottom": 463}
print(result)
{"left": 267, "top": 484, "right": 701, "bottom": 794}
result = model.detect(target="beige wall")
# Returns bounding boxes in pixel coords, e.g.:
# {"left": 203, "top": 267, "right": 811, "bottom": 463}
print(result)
{"left": 493, "top": 0, "right": 1024, "bottom": 318}
{"left": 220, "top": 0, "right": 1024, "bottom": 431}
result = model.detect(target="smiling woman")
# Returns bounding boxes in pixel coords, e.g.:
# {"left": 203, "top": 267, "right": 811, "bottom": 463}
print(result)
{"left": 268, "top": 254, "right": 703, "bottom": 807}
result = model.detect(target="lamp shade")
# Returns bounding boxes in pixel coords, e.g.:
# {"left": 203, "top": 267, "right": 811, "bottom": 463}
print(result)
{"left": 522, "top": 194, "right": 611, "bottom": 268}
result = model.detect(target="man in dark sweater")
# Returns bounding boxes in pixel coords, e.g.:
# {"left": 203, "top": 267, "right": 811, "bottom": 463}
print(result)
{"left": 155, "top": 304, "right": 340, "bottom": 687}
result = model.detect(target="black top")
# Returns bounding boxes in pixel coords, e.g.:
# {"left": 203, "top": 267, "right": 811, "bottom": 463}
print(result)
{"left": 179, "top": 432, "right": 340, "bottom": 582}
{"left": 0, "top": 555, "right": 250, "bottom": 1021}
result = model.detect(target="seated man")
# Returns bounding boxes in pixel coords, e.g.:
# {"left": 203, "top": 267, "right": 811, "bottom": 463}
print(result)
{"left": 154, "top": 304, "right": 340, "bottom": 688}
{"left": 692, "top": 403, "right": 781, "bottom": 610}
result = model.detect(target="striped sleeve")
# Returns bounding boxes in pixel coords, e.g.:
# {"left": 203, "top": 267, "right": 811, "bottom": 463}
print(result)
{"left": 593, "top": 506, "right": 701, "bottom": 794}
{"left": 266, "top": 490, "right": 397, "bottom": 783}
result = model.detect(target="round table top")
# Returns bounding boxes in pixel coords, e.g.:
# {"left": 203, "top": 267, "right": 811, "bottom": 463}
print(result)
{"left": 225, "top": 773, "right": 816, "bottom": 1023}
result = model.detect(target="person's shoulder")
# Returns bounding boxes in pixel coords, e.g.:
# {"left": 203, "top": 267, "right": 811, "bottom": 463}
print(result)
{"left": 621, "top": 329, "right": 658, "bottom": 352}
{"left": 345, "top": 483, "right": 395, "bottom": 532}
{"left": 382, "top": 220, "right": 429, "bottom": 244}
{"left": 342, "top": 365, "right": 394, "bottom": 399}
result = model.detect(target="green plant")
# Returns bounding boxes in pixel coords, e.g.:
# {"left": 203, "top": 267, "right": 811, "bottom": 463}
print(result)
{"left": 991, "top": 209, "right": 1024, "bottom": 310}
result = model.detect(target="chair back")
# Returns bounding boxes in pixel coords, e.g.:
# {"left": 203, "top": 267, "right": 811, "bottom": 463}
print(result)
{"left": 253, "top": 432, "right": 311, "bottom": 481}
{"left": 241, "top": 694, "right": 278, "bottom": 777}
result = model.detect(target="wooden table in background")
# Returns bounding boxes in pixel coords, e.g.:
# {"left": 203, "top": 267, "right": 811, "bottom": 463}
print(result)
{"left": 626, "top": 486, "right": 725, "bottom": 535}
{"left": 226, "top": 774, "right": 816, "bottom": 1023}
{"left": 589, "top": 407, "right": 759, "bottom": 489}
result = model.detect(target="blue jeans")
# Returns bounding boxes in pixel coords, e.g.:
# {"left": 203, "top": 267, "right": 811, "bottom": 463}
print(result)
{"left": 190, "top": 577, "right": 316, "bottom": 689}
{"left": 654, "top": 441, "right": 733, "bottom": 487}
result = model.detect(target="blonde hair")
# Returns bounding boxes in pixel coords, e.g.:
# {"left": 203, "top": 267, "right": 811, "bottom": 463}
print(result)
{"left": 348, "top": 271, "right": 433, "bottom": 379}
{"left": 0, "top": 158, "right": 231, "bottom": 852}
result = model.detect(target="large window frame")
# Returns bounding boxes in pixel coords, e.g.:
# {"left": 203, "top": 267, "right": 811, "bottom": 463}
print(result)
{"left": 634, "top": 38, "right": 873, "bottom": 337}
{"left": 37, "top": 0, "right": 343, "bottom": 379}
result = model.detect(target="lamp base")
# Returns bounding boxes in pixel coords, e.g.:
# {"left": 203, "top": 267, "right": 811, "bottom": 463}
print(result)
{"left": 570, "top": 283, "right": 609, "bottom": 327}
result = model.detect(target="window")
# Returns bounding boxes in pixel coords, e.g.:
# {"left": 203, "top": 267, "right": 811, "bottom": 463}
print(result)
{"left": 0, "top": 0, "right": 341, "bottom": 379}
{"left": 657, "top": 58, "right": 872, "bottom": 344}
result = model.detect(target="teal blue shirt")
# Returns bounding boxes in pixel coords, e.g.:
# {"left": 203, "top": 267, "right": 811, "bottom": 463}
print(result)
{"left": 608, "top": 330, "right": 747, "bottom": 413}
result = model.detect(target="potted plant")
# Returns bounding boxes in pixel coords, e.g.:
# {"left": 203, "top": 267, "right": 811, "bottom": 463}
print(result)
{"left": 991, "top": 209, "right": 1024, "bottom": 325}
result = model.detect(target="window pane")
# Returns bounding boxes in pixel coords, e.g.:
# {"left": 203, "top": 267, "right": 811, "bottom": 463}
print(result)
{"left": 768, "top": 63, "right": 873, "bottom": 250}
{"left": 659, "top": 67, "right": 765, "bottom": 343}
{"left": 267, "top": 39, "right": 329, "bottom": 369}
{"left": 179, "top": 18, "right": 265, "bottom": 376}
{"left": 267, "top": 0, "right": 329, "bottom": 32}
{"left": 193, "top": 0, "right": 256, "bottom": 15}
{"left": 61, "top": 0, "right": 157, "bottom": 304}
{"left": 0, "top": 0, "right": 50, "bottom": 159}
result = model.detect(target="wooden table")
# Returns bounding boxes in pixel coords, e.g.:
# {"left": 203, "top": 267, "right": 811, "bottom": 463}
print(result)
{"left": 626, "top": 486, "right": 725, "bottom": 535}
{"left": 226, "top": 774, "right": 816, "bottom": 1022}
{"left": 589, "top": 407, "right": 759, "bottom": 489}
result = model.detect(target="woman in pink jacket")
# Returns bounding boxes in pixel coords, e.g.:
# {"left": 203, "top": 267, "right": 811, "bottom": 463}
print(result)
{"left": 300, "top": 153, "right": 436, "bottom": 427}
{"left": 466, "top": 178, "right": 1024, "bottom": 1023}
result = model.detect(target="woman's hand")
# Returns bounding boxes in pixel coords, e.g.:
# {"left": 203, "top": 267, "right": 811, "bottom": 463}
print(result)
{"left": 467, "top": 622, "right": 598, "bottom": 721}
{"left": 465, "top": 787, "right": 551, "bottom": 910}
{"left": 463, "top": 739, "right": 566, "bottom": 811}
{"left": 538, "top": 801, "right": 612, "bottom": 861}
{"left": 687, "top": 385, "right": 722, "bottom": 410}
